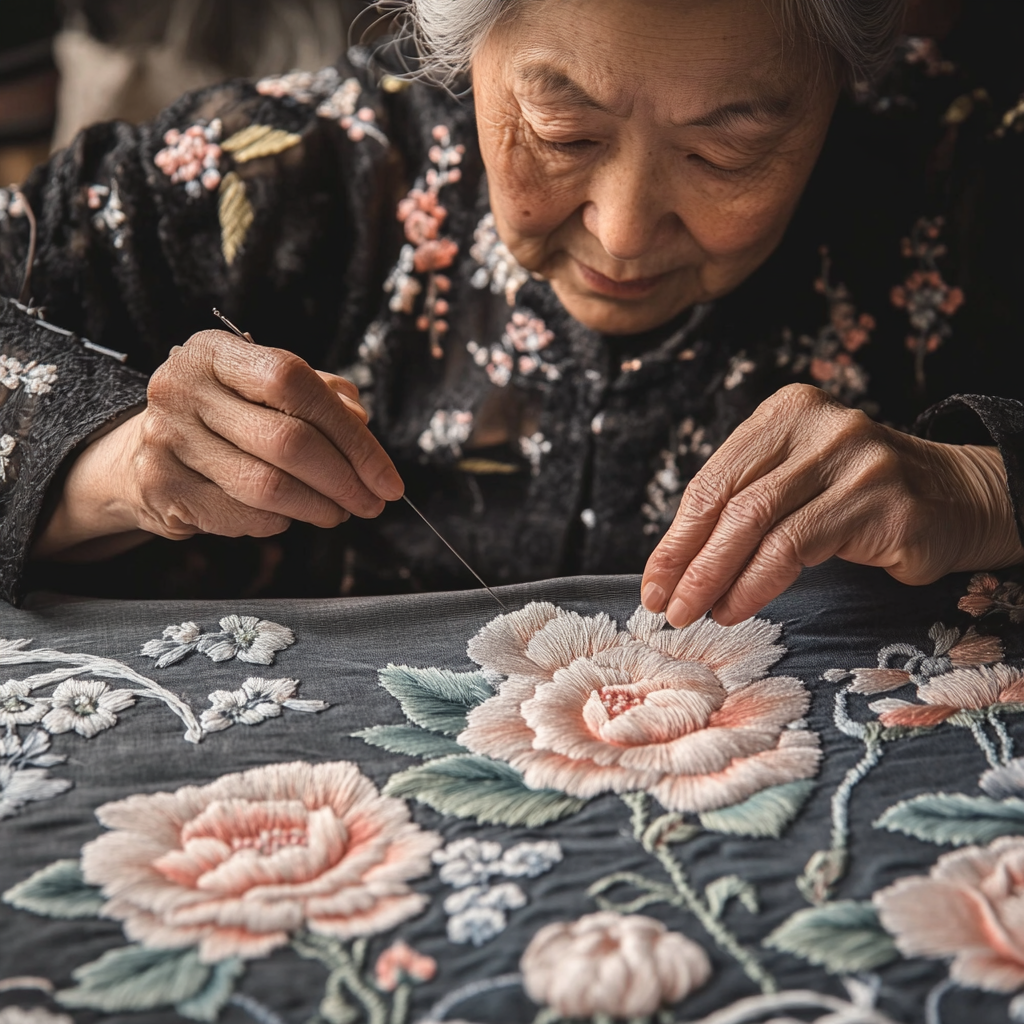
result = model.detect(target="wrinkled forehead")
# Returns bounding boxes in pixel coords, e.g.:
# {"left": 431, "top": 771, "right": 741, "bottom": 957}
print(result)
{"left": 484, "top": 0, "right": 816, "bottom": 118}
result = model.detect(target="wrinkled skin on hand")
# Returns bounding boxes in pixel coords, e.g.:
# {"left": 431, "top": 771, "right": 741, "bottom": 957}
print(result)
{"left": 35, "top": 330, "right": 403, "bottom": 558}
{"left": 641, "top": 384, "right": 1024, "bottom": 627}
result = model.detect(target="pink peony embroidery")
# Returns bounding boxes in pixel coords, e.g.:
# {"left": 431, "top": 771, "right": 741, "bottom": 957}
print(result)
{"left": 80, "top": 761, "right": 441, "bottom": 963}
{"left": 874, "top": 837, "right": 1024, "bottom": 992}
{"left": 870, "top": 663, "right": 1024, "bottom": 728}
{"left": 521, "top": 912, "right": 711, "bottom": 1017}
{"left": 458, "top": 603, "right": 820, "bottom": 813}
{"left": 959, "top": 573, "right": 1024, "bottom": 623}
{"left": 374, "top": 940, "right": 436, "bottom": 991}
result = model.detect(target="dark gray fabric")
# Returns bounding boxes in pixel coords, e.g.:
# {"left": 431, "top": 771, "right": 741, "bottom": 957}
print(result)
{"left": 3, "top": 566, "right": 1024, "bottom": 1022}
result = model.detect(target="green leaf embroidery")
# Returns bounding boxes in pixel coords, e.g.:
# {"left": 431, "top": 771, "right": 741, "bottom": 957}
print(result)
{"left": 175, "top": 958, "right": 245, "bottom": 1022}
{"left": 352, "top": 723, "right": 467, "bottom": 759}
{"left": 383, "top": 754, "right": 586, "bottom": 827}
{"left": 378, "top": 664, "right": 492, "bottom": 736}
{"left": 698, "top": 780, "right": 816, "bottom": 838}
{"left": 2, "top": 859, "right": 105, "bottom": 919}
{"left": 875, "top": 792, "right": 1024, "bottom": 846}
{"left": 58, "top": 945, "right": 211, "bottom": 1012}
{"left": 705, "top": 875, "right": 759, "bottom": 919}
{"left": 764, "top": 901, "right": 899, "bottom": 974}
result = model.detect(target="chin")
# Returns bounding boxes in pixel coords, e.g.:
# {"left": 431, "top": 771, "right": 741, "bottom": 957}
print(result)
{"left": 552, "top": 283, "right": 697, "bottom": 335}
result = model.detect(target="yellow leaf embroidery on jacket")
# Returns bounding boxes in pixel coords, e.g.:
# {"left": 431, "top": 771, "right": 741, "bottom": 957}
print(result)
{"left": 222, "top": 124, "right": 302, "bottom": 163}
{"left": 218, "top": 172, "right": 253, "bottom": 266}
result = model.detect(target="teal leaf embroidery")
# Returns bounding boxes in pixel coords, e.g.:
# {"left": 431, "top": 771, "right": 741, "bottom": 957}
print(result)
{"left": 698, "top": 780, "right": 816, "bottom": 838}
{"left": 352, "top": 723, "right": 467, "bottom": 760}
{"left": 705, "top": 874, "right": 759, "bottom": 918}
{"left": 874, "top": 792, "right": 1024, "bottom": 846}
{"left": 383, "top": 754, "right": 586, "bottom": 827}
{"left": 175, "top": 957, "right": 245, "bottom": 1022}
{"left": 378, "top": 665, "right": 491, "bottom": 736}
{"left": 2, "top": 858, "right": 104, "bottom": 918}
{"left": 57, "top": 945, "right": 214, "bottom": 1012}
{"left": 764, "top": 901, "right": 899, "bottom": 974}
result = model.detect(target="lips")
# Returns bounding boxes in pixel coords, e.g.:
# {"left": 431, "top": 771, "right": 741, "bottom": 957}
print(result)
{"left": 575, "top": 259, "right": 668, "bottom": 299}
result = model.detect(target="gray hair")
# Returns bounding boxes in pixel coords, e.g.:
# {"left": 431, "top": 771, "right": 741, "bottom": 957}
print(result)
{"left": 383, "top": 0, "right": 907, "bottom": 88}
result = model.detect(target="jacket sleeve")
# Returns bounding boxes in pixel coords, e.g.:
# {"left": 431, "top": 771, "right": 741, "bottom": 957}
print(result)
{"left": 0, "top": 61, "right": 401, "bottom": 604}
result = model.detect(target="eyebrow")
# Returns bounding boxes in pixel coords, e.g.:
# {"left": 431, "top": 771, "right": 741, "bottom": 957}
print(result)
{"left": 516, "top": 63, "right": 793, "bottom": 128}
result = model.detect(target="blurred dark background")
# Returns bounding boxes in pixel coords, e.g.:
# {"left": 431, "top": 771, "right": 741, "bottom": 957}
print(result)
{"left": 0, "top": 0, "right": 370, "bottom": 184}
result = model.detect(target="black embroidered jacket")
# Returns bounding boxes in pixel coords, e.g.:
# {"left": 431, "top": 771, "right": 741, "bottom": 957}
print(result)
{"left": 1, "top": 4, "right": 1023, "bottom": 604}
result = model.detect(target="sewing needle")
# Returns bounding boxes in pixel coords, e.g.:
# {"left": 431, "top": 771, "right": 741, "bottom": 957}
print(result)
{"left": 401, "top": 494, "right": 508, "bottom": 610}
{"left": 210, "top": 308, "right": 509, "bottom": 612}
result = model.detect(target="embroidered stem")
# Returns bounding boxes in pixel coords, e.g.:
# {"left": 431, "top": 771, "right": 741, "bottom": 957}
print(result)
{"left": 692, "top": 989, "right": 900, "bottom": 1024}
{"left": 292, "top": 934, "right": 388, "bottom": 1024}
{"left": 622, "top": 794, "right": 777, "bottom": 995}
{"left": 227, "top": 993, "right": 288, "bottom": 1024}
{"left": 831, "top": 735, "right": 884, "bottom": 853}
{"left": 423, "top": 973, "right": 524, "bottom": 1021}
{"left": 989, "top": 711, "right": 1015, "bottom": 764}
{"left": 389, "top": 982, "right": 411, "bottom": 1024}
{"left": 923, "top": 977, "right": 954, "bottom": 1024}
{"left": 2, "top": 648, "right": 203, "bottom": 742}
{"left": 968, "top": 719, "right": 1001, "bottom": 770}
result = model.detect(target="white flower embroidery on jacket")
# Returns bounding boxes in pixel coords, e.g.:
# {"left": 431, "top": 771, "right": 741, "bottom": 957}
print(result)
{"left": 141, "top": 615, "right": 295, "bottom": 667}
{"left": 86, "top": 182, "right": 128, "bottom": 248}
{"left": 0, "top": 434, "right": 16, "bottom": 483}
{"left": 0, "top": 187, "right": 25, "bottom": 222}
{"left": 0, "top": 679, "right": 50, "bottom": 726}
{"left": 0, "top": 356, "right": 58, "bottom": 395}
{"left": 201, "top": 677, "right": 328, "bottom": 733}
{"left": 432, "top": 837, "right": 562, "bottom": 946}
{"left": 418, "top": 409, "right": 474, "bottom": 458}
{"left": 469, "top": 211, "right": 531, "bottom": 304}
{"left": 0, "top": 729, "right": 71, "bottom": 820}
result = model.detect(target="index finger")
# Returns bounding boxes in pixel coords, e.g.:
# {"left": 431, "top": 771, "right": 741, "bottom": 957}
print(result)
{"left": 196, "top": 333, "right": 404, "bottom": 501}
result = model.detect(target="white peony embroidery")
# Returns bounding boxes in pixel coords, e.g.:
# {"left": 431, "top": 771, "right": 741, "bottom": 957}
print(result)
{"left": 201, "top": 676, "right": 328, "bottom": 732}
{"left": 41, "top": 679, "right": 135, "bottom": 738}
{"left": 141, "top": 615, "right": 295, "bottom": 667}
{"left": 0, "top": 355, "right": 58, "bottom": 395}
{"left": 432, "top": 837, "right": 562, "bottom": 946}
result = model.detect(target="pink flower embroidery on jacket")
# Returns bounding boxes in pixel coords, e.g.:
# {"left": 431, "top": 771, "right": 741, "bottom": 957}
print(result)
{"left": 777, "top": 247, "right": 875, "bottom": 407}
{"left": 386, "top": 125, "right": 464, "bottom": 358}
{"left": 80, "top": 760, "right": 441, "bottom": 963}
{"left": 154, "top": 120, "right": 223, "bottom": 197}
{"left": 959, "top": 572, "right": 1024, "bottom": 623}
{"left": 874, "top": 836, "right": 1024, "bottom": 992}
{"left": 458, "top": 603, "right": 821, "bottom": 813}
{"left": 890, "top": 215, "right": 964, "bottom": 389}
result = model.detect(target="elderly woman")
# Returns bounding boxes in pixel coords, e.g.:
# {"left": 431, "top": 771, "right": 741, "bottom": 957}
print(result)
{"left": 0, "top": 0, "right": 1021, "bottom": 616}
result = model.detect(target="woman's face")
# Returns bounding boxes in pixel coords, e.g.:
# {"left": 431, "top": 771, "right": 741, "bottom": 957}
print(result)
{"left": 472, "top": 0, "right": 840, "bottom": 334}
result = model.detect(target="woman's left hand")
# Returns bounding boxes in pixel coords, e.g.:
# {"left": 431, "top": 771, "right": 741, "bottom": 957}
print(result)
{"left": 641, "top": 384, "right": 1024, "bottom": 627}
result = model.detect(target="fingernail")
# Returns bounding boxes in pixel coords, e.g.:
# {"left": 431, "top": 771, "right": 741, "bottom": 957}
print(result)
{"left": 641, "top": 582, "right": 666, "bottom": 611}
{"left": 667, "top": 597, "right": 691, "bottom": 627}
{"left": 375, "top": 468, "right": 404, "bottom": 501}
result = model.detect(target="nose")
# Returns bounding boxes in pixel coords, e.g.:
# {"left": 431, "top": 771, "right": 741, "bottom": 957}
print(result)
{"left": 581, "top": 152, "right": 682, "bottom": 263}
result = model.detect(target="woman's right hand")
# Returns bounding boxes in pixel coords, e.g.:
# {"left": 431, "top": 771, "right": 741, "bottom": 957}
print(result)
{"left": 34, "top": 330, "right": 404, "bottom": 559}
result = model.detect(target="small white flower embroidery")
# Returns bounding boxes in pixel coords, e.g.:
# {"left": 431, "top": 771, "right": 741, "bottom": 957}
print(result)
{"left": 201, "top": 676, "right": 328, "bottom": 733}
{"left": 519, "top": 431, "right": 552, "bottom": 476}
{"left": 0, "top": 433, "right": 16, "bottom": 483}
{"left": 418, "top": 409, "right": 474, "bottom": 458}
{"left": 0, "top": 680, "right": 50, "bottom": 726}
{"left": 467, "top": 310, "right": 561, "bottom": 388}
{"left": 723, "top": 351, "right": 756, "bottom": 391}
{"left": 0, "top": 355, "right": 58, "bottom": 395}
{"left": 41, "top": 679, "right": 135, "bottom": 738}
{"left": 256, "top": 65, "right": 343, "bottom": 104}
{"left": 432, "top": 837, "right": 562, "bottom": 946}
{"left": 141, "top": 615, "right": 295, "bottom": 667}
{"left": 0, "top": 728, "right": 70, "bottom": 820}
{"left": 384, "top": 244, "right": 422, "bottom": 314}
{"left": 198, "top": 615, "right": 295, "bottom": 664}
{"left": 0, "top": 186, "right": 25, "bottom": 221}
{"left": 87, "top": 182, "right": 128, "bottom": 248}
